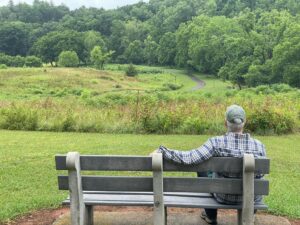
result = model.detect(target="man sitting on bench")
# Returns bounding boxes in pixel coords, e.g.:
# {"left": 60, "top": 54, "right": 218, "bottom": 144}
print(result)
{"left": 156, "top": 104, "right": 267, "bottom": 225}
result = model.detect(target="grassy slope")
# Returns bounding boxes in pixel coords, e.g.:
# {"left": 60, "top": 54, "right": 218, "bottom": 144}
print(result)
{"left": 0, "top": 67, "right": 202, "bottom": 101}
{"left": 0, "top": 130, "right": 299, "bottom": 222}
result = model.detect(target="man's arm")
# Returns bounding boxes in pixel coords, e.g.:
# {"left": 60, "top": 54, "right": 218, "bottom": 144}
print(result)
{"left": 157, "top": 139, "right": 215, "bottom": 165}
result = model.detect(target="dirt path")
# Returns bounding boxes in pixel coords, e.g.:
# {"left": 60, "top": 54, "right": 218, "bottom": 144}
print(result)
{"left": 190, "top": 75, "right": 206, "bottom": 91}
{"left": 3, "top": 207, "right": 299, "bottom": 225}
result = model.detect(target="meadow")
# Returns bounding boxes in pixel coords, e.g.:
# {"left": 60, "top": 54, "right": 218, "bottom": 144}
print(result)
{"left": 0, "top": 66, "right": 299, "bottom": 135}
{"left": 0, "top": 130, "right": 299, "bottom": 223}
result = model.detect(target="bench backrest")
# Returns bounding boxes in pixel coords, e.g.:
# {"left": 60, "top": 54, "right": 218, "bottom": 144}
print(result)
{"left": 56, "top": 154, "right": 270, "bottom": 196}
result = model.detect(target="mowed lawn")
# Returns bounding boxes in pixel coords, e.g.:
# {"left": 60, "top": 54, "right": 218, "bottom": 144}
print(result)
{"left": 0, "top": 130, "right": 299, "bottom": 222}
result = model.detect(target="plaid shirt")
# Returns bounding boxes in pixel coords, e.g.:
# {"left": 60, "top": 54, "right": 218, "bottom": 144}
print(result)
{"left": 158, "top": 132, "right": 267, "bottom": 204}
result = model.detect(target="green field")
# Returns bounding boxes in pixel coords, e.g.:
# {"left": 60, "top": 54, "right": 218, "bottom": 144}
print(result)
{"left": 0, "top": 130, "right": 299, "bottom": 222}
{"left": 0, "top": 66, "right": 223, "bottom": 101}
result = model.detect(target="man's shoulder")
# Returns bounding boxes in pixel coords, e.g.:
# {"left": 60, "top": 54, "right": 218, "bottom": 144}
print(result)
{"left": 249, "top": 136, "right": 265, "bottom": 146}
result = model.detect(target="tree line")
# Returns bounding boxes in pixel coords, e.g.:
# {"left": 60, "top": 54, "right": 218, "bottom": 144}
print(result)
{"left": 0, "top": 0, "right": 300, "bottom": 87}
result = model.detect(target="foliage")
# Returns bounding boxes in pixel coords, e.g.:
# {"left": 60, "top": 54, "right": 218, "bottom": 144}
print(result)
{"left": 90, "top": 46, "right": 114, "bottom": 70}
{"left": 32, "top": 30, "right": 85, "bottom": 64}
{"left": 0, "top": 0, "right": 300, "bottom": 87}
{"left": 0, "top": 106, "right": 38, "bottom": 131}
{"left": 58, "top": 51, "right": 79, "bottom": 67}
{"left": 0, "top": 64, "right": 7, "bottom": 69}
{"left": 24, "top": 56, "right": 42, "bottom": 67}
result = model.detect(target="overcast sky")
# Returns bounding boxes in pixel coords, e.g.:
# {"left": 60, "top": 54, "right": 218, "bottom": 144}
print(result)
{"left": 0, "top": 0, "right": 148, "bottom": 10}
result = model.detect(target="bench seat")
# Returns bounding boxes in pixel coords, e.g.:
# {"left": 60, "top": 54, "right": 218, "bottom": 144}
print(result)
{"left": 62, "top": 191, "right": 268, "bottom": 210}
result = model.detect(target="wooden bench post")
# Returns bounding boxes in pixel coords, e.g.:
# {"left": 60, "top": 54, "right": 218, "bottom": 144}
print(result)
{"left": 238, "top": 154, "right": 255, "bottom": 225}
{"left": 152, "top": 153, "right": 165, "bottom": 225}
{"left": 66, "top": 152, "right": 93, "bottom": 225}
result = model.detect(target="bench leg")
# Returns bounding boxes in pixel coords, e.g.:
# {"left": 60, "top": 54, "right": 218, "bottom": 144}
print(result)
{"left": 84, "top": 205, "right": 94, "bottom": 225}
{"left": 237, "top": 209, "right": 242, "bottom": 225}
{"left": 165, "top": 207, "right": 167, "bottom": 225}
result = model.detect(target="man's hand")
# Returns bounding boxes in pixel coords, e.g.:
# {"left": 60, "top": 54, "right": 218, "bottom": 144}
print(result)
{"left": 149, "top": 149, "right": 159, "bottom": 157}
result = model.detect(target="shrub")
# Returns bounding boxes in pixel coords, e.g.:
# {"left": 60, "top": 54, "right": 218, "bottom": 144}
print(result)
{"left": 163, "top": 83, "right": 183, "bottom": 91}
{"left": 125, "top": 64, "right": 138, "bottom": 77}
{"left": 0, "top": 64, "right": 7, "bottom": 69}
{"left": 0, "top": 53, "right": 25, "bottom": 67}
{"left": 25, "top": 56, "right": 42, "bottom": 67}
{"left": 13, "top": 55, "right": 26, "bottom": 67}
{"left": 246, "top": 108, "right": 295, "bottom": 135}
{"left": 58, "top": 51, "right": 79, "bottom": 67}
{"left": 180, "top": 117, "right": 210, "bottom": 134}
{"left": 61, "top": 114, "right": 76, "bottom": 132}
{"left": 0, "top": 107, "right": 38, "bottom": 131}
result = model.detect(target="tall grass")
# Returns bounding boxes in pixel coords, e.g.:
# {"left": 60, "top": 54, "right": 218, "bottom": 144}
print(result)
{"left": 0, "top": 89, "right": 299, "bottom": 135}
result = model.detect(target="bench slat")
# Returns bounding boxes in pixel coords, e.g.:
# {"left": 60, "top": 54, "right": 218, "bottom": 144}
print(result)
{"left": 61, "top": 192, "right": 268, "bottom": 210}
{"left": 55, "top": 155, "right": 270, "bottom": 174}
{"left": 58, "top": 176, "right": 269, "bottom": 195}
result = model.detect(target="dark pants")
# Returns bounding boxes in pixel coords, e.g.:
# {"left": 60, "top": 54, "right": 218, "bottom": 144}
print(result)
{"left": 197, "top": 172, "right": 217, "bottom": 220}
{"left": 197, "top": 172, "right": 257, "bottom": 220}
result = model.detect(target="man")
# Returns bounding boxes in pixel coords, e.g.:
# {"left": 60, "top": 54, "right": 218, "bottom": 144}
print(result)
{"left": 156, "top": 105, "right": 266, "bottom": 225}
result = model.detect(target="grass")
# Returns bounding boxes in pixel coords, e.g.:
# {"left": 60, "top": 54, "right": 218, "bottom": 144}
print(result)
{"left": 0, "top": 66, "right": 205, "bottom": 101}
{"left": 0, "top": 130, "right": 299, "bottom": 222}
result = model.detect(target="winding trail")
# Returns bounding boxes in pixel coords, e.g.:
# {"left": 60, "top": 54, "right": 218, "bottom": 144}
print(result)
{"left": 190, "top": 75, "right": 206, "bottom": 91}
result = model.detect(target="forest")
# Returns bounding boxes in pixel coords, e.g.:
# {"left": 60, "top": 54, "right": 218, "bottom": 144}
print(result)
{"left": 0, "top": 0, "right": 300, "bottom": 88}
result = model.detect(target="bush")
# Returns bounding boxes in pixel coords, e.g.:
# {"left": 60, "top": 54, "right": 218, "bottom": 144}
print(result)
{"left": 163, "top": 83, "right": 183, "bottom": 91}
{"left": 13, "top": 55, "right": 26, "bottom": 67}
{"left": 61, "top": 114, "right": 76, "bottom": 132}
{"left": 0, "top": 107, "right": 38, "bottom": 131}
{"left": 246, "top": 108, "right": 295, "bottom": 135}
{"left": 0, "top": 53, "right": 26, "bottom": 67}
{"left": 0, "top": 53, "right": 16, "bottom": 66}
{"left": 0, "top": 64, "right": 7, "bottom": 69}
{"left": 125, "top": 64, "right": 138, "bottom": 77}
{"left": 25, "top": 56, "right": 42, "bottom": 67}
{"left": 58, "top": 51, "right": 79, "bottom": 67}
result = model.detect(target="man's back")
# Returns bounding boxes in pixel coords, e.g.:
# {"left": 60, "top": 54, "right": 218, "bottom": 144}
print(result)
{"left": 158, "top": 132, "right": 266, "bottom": 204}
{"left": 209, "top": 132, "right": 266, "bottom": 204}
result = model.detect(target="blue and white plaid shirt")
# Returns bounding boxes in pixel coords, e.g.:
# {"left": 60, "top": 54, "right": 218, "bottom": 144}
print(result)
{"left": 158, "top": 132, "right": 267, "bottom": 204}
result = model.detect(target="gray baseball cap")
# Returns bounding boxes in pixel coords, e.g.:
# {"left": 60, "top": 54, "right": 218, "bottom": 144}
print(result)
{"left": 226, "top": 105, "right": 246, "bottom": 124}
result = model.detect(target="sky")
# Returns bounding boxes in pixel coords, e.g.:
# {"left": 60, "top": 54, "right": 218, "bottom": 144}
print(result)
{"left": 0, "top": 0, "right": 148, "bottom": 10}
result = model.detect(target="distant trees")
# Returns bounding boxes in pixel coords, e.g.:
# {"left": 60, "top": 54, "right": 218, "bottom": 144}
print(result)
{"left": 0, "top": 22, "right": 31, "bottom": 56}
{"left": 0, "top": 0, "right": 300, "bottom": 87}
{"left": 0, "top": 53, "right": 42, "bottom": 67}
{"left": 32, "top": 30, "right": 84, "bottom": 65}
{"left": 158, "top": 32, "right": 176, "bottom": 65}
{"left": 124, "top": 40, "right": 144, "bottom": 64}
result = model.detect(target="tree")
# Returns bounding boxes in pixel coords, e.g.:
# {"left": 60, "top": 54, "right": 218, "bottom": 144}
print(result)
{"left": 158, "top": 32, "right": 176, "bottom": 65}
{"left": 123, "top": 40, "right": 144, "bottom": 64}
{"left": 0, "top": 22, "right": 31, "bottom": 56}
{"left": 144, "top": 35, "right": 159, "bottom": 65}
{"left": 83, "top": 31, "right": 106, "bottom": 64}
{"left": 32, "top": 30, "right": 84, "bottom": 65}
{"left": 90, "top": 46, "right": 113, "bottom": 70}
{"left": 58, "top": 51, "right": 79, "bottom": 67}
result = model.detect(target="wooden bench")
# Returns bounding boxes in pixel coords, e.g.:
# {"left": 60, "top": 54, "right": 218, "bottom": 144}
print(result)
{"left": 55, "top": 152, "right": 270, "bottom": 225}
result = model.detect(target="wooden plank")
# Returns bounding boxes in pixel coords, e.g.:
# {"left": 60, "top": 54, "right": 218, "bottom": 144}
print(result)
{"left": 55, "top": 155, "right": 270, "bottom": 174}
{"left": 58, "top": 176, "right": 269, "bottom": 195}
{"left": 61, "top": 193, "right": 268, "bottom": 210}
